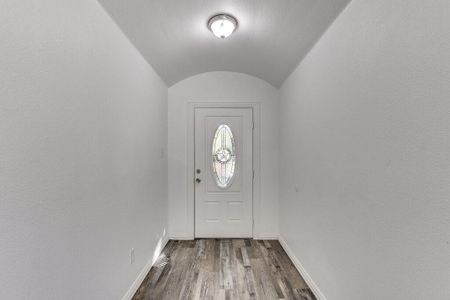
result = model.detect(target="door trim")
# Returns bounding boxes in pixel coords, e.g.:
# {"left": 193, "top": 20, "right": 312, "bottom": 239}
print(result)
{"left": 187, "top": 102, "right": 261, "bottom": 239}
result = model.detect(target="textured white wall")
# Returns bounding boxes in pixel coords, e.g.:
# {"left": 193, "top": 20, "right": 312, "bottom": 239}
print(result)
{"left": 168, "top": 72, "right": 279, "bottom": 239}
{"left": 0, "top": 1, "right": 167, "bottom": 299}
{"left": 279, "top": 0, "right": 450, "bottom": 299}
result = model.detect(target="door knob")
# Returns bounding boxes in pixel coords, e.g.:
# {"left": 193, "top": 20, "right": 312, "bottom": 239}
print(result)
{"left": 195, "top": 178, "right": 201, "bottom": 183}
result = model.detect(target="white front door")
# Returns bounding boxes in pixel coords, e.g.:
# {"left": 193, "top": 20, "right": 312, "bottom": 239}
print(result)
{"left": 194, "top": 108, "right": 253, "bottom": 238}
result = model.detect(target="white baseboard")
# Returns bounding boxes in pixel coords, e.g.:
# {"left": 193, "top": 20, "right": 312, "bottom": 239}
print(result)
{"left": 121, "top": 236, "right": 169, "bottom": 300}
{"left": 255, "top": 233, "right": 279, "bottom": 240}
{"left": 169, "top": 234, "right": 279, "bottom": 240}
{"left": 168, "top": 234, "right": 193, "bottom": 240}
{"left": 278, "top": 235, "right": 327, "bottom": 300}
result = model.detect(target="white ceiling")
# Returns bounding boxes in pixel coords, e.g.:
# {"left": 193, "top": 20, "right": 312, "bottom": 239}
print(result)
{"left": 98, "top": 0, "right": 350, "bottom": 87}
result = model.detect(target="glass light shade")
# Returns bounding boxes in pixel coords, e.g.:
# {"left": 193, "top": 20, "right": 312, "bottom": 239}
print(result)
{"left": 208, "top": 14, "right": 237, "bottom": 39}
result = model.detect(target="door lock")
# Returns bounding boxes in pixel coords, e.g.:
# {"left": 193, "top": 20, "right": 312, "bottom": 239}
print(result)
{"left": 195, "top": 178, "right": 201, "bottom": 183}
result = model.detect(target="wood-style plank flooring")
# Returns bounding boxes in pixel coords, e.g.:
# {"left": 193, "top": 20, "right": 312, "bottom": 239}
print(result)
{"left": 132, "top": 239, "right": 316, "bottom": 300}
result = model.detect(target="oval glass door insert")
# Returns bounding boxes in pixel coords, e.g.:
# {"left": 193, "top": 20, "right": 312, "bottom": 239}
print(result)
{"left": 211, "top": 124, "right": 236, "bottom": 188}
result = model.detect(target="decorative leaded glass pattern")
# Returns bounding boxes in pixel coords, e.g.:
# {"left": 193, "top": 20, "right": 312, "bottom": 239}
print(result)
{"left": 211, "top": 124, "right": 236, "bottom": 188}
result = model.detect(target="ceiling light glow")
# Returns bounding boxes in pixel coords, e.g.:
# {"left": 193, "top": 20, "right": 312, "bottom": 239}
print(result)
{"left": 208, "top": 14, "right": 238, "bottom": 39}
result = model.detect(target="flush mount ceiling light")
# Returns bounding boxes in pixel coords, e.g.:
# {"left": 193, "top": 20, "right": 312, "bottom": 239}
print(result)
{"left": 208, "top": 14, "right": 238, "bottom": 39}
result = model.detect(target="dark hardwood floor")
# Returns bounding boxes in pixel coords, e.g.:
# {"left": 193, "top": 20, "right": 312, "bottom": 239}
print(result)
{"left": 132, "top": 239, "right": 316, "bottom": 300}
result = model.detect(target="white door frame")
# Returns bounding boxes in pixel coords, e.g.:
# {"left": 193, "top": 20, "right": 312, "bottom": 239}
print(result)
{"left": 187, "top": 101, "right": 261, "bottom": 239}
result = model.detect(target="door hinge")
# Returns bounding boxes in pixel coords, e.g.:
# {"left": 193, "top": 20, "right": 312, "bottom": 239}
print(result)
{"left": 252, "top": 170, "right": 255, "bottom": 180}
{"left": 252, "top": 121, "right": 255, "bottom": 130}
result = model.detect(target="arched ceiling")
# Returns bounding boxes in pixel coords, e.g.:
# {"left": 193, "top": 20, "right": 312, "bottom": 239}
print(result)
{"left": 98, "top": 0, "right": 350, "bottom": 88}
